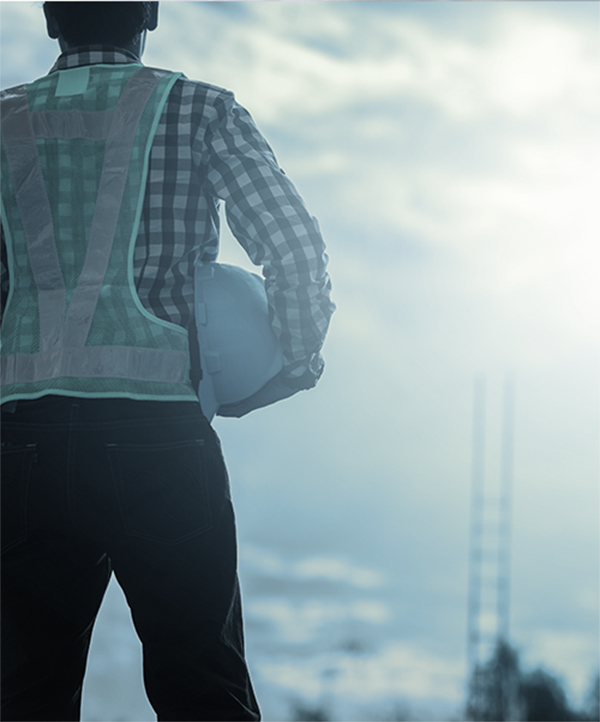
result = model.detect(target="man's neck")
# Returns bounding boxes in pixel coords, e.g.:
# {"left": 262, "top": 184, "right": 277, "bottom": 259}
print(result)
{"left": 58, "top": 31, "right": 147, "bottom": 61}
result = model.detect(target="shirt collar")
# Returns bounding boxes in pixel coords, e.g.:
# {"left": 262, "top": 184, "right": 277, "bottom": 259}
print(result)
{"left": 48, "top": 46, "right": 142, "bottom": 74}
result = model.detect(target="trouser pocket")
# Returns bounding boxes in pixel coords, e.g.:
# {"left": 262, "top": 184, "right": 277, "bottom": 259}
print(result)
{"left": 1, "top": 443, "right": 37, "bottom": 554}
{"left": 107, "top": 439, "right": 212, "bottom": 544}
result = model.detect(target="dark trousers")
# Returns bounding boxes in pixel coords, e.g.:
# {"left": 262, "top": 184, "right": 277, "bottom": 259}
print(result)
{"left": 1, "top": 395, "right": 260, "bottom": 722}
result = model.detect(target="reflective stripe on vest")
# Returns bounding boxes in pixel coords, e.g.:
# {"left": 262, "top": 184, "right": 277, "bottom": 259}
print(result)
{"left": 0, "top": 67, "right": 192, "bottom": 395}
{"left": 2, "top": 85, "right": 66, "bottom": 353}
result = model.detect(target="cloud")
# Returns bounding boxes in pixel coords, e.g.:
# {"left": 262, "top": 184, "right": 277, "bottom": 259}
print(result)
{"left": 256, "top": 642, "right": 464, "bottom": 703}
{"left": 147, "top": 2, "right": 599, "bottom": 128}
{"left": 165, "top": 3, "right": 599, "bottom": 373}
{"left": 241, "top": 544, "right": 386, "bottom": 589}
{"left": 0, "top": 2, "right": 57, "bottom": 88}
{"left": 247, "top": 598, "right": 392, "bottom": 645}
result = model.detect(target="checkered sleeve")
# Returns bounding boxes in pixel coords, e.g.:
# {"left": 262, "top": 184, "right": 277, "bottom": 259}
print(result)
{"left": 201, "top": 91, "right": 335, "bottom": 386}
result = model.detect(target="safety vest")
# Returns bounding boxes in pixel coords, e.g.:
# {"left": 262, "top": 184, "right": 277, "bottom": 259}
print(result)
{"left": 0, "top": 64, "right": 197, "bottom": 404}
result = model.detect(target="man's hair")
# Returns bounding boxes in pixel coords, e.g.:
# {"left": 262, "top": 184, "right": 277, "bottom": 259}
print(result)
{"left": 44, "top": 2, "right": 153, "bottom": 47}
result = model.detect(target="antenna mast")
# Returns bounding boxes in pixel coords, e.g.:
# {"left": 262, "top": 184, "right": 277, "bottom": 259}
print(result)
{"left": 466, "top": 375, "right": 516, "bottom": 719}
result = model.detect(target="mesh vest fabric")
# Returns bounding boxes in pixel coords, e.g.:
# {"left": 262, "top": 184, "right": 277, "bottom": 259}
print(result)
{"left": 0, "top": 64, "right": 197, "bottom": 403}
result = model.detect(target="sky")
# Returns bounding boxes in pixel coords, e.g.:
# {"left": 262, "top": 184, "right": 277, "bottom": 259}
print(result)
{"left": 1, "top": 1, "right": 599, "bottom": 720}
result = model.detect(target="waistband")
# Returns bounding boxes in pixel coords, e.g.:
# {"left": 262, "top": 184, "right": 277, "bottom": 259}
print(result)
{"left": 1, "top": 394, "right": 206, "bottom": 427}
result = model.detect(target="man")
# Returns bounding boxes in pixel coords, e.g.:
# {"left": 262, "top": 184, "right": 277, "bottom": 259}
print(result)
{"left": 0, "top": 3, "right": 334, "bottom": 720}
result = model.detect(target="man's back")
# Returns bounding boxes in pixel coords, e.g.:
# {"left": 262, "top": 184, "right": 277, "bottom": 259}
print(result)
{"left": 2, "top": 45, "right": 334, "bottom": 397}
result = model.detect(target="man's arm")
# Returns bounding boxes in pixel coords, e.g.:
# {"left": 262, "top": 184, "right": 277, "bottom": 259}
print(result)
{"left": 199, "top": 91, "right": 335, "bottom": 412}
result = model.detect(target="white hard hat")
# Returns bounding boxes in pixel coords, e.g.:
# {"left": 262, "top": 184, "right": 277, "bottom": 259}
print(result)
{"left": 194, "top": 262, "right": 284, "bottom": 421}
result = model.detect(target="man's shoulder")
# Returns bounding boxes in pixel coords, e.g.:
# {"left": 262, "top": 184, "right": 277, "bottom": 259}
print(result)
{"left": 1, "top": 83, "right": 29, "bottom": 99}
{"left": 170, "top": 73, "right": 235, "bottom": 105}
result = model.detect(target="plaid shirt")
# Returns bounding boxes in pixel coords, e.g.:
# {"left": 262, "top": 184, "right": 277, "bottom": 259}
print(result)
{"left": 1, "top": 47, "right": 334, "bottom": 386}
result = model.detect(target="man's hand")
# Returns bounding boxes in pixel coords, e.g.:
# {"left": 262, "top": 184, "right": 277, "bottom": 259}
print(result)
{"left": 217, "top": 371, "right": 301, "bottom": 418}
